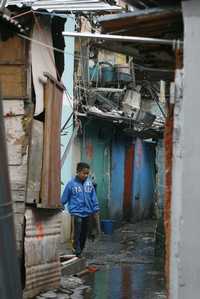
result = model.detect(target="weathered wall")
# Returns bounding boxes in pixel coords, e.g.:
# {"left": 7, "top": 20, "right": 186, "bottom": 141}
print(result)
{"left": 110, "top": 135, "right": 125, "bottom": 220}
{"left": 170, "top": 1, "right": 200, "bottom": 298}
{"left": 0, "top": 36, "right": 29, "bottom": 257}
{"left": 80, "top": 123, "right": 156, "bottom": 221}
{"left": 156, "top": 139, "right": 165, "bottom": 210}
{"left": 132, "top": 138, "right": 156, "bottom": 221}
{"left": 81, "top": 120, "right": 113, "bottom": 218}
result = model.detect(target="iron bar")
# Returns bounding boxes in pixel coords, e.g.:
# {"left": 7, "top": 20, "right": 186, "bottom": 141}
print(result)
{"left": 62, "top": 31, "right": 183, "bottom": 47}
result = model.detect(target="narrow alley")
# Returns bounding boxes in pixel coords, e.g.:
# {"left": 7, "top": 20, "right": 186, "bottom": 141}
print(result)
{"left": 2, "top": 0, "right": 200, "bottom": 299}
{"left": 36, "top": 220, "right": 165, "bottom": 299}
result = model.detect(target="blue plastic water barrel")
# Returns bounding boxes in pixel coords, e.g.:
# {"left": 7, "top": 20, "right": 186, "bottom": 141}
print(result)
{"left": 101, "top": 219, "right": 114, "bottom": 235}
{"left": 101, "top": 66, "right": 114, "bottom": 83}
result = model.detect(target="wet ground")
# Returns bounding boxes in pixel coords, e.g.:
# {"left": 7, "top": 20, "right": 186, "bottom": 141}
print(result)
{"left": 37, "top": 220, "right": 166, "bottom": 299}
{"left": 83, "top": 220, "right": 166, "bottom": 299}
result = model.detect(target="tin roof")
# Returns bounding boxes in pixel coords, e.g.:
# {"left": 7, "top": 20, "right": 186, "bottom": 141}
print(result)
{"left": 7, "top": 0, "right": 122, "bottom": 12}
{"left": 122, "top": 0, "right": 181, "bottom": 9}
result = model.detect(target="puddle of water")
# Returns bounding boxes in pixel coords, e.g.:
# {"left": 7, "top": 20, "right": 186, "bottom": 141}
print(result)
{"left": 82, "top": 264, "right": 166, "bottom": 299}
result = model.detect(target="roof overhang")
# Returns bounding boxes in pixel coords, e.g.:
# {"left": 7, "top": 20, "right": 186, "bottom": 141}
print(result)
{"left": 6, "top": 0, "right": 122, "bottom": 12}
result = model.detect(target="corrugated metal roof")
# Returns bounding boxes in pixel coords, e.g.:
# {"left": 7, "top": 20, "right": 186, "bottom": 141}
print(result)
{"left": 7, "top": 0, "right": 122, "bottom": 12}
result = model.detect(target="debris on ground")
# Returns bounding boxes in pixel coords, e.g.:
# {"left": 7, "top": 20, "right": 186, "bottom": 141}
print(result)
{"left": 36, "top": 220, "right": 166, "bottom": 298}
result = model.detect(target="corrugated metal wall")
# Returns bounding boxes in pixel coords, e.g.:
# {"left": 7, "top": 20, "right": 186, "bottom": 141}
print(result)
{"left": 132, "top": 138, "right": 156, "bottom": 221}
{"left": 24, "top": 208, "right": 61, "bottom": 299}
{"left": 81, "top": 120, "right": 113, "bottom": 218}
{"left": 156, "top": 139, "right": 165, "bottom": 209}
{"left": 123, "top": 143, "right": 134, "bottom": 220}
{"left": 110, "top": 136, "right": 125, "bottom": 220}
{"left": 80, "top": 122, "right": 156, "bottom": 221}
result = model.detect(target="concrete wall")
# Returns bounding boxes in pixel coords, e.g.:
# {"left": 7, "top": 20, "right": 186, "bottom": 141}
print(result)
{"left": 170, "top": 1, "right": 200, "bottom": 298}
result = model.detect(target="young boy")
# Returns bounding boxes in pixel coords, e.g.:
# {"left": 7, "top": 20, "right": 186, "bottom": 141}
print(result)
{"left": 61, "top": 162, "right": 100, "bottom": 257}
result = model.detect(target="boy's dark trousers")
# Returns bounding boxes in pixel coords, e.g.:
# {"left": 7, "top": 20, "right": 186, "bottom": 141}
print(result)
{"left": 73, "top": 216, "right": 89, "bottom": 256}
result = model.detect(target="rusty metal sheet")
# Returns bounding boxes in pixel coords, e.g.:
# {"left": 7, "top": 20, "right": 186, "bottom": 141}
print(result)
{"left": 40, "top": 73, "right": 64, "bottom": 209}
{"left": 23, "top": 208, "right": 62, "bottom": 299}
{"left": 26, "top": 120, "right": 43, "bottom": 204}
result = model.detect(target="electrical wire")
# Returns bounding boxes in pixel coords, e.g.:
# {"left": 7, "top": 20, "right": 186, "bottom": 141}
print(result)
{"left": 11, "top": 9, "right": 33, "bottom": 19}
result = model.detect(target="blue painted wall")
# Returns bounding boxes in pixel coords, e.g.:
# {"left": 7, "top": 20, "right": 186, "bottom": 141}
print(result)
{"left": 132, "top": 138, "right": 156, "bottom": 220}
{"left": 156, "top": 139, "right": 165, "bottom": 209}
{"left": 80, "top": 123, "right": 156, "bottom": 222}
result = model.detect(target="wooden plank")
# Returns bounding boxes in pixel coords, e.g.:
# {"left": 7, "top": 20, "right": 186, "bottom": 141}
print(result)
{"left": 0, "top": 36, "right": 26, "bottom": 64}
{"left": 13, "top": 202, "right": 25, "bottom": 214}
{"left": 15, "top": 223, "right": 24, "bottom": 242}
{"left": 7, "top": 143, "right": 22, "bottom": 165}
{"left": 26, "top": 120, "right": 43, "bottom": 204}
{"left": 40, "top": 78, "right": 63, "bottom": 208}
{"left": 9, "top": 163, "right": 27, "bottom": 191}
{"left": 3, "top": 100, "right": 24, "bottom": 116}
{"left": 0, "top": 65, "right": 26, "bottom": 97}
{"left": 11, "top": 190, "right": 26, "bottom": 203}
{"left": 4, "top": 116, "right": 25, "bottom": 165}
{"left": 14, "top": 213, "right": 25, "bottom": 226}
{"left": 4, "top": 116, "right": 24, "bottom": 142}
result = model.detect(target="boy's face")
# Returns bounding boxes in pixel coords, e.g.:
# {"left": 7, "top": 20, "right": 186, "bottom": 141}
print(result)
{"left": 77, "top": 167, "right": 90, "bottom": 182}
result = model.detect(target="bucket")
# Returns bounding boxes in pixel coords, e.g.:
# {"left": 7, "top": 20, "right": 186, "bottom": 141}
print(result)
{"left": 100, "top": 62, "right": 114, "bottom": 84}
{"left": 101, "top": 66, "right": 114, "bottom": 83}
{"left": 101, "top": 219, "right": 114, "bottom": 235}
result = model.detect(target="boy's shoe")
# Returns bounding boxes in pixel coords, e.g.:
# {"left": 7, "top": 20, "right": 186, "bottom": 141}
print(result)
{"left": 75, "top": 253, "right": 82, "bottom": 258}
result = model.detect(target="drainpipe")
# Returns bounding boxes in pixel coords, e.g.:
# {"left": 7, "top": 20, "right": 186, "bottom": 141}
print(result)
{"left": 0, "top": 93, "right": 22, "bottom": 299}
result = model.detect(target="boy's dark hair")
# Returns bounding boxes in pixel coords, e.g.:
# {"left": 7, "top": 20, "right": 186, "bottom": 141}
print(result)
{"left": 77, "top": 162, "right": 90, "bottom": 172}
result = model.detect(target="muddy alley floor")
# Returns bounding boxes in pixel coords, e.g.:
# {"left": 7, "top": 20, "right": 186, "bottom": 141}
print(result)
{"left": 37, "top": 220, "right": 166, "bottom": 299}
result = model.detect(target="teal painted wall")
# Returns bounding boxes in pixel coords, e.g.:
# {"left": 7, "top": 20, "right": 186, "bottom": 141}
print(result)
{"left": 80, "top": 120, "right": 113, "bottom": 218}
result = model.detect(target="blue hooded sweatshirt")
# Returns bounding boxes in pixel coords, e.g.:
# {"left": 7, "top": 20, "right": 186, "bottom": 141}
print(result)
{"left": 61, "top": 177, "right": 100, "bottom": 217}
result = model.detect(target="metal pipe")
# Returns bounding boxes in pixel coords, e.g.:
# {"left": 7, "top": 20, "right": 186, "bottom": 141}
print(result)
{"left": 0, "top": 91, "right": 22, "bottom": 299}
{"left": 62, "top": 31, "right": 183, "bottom": 47}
